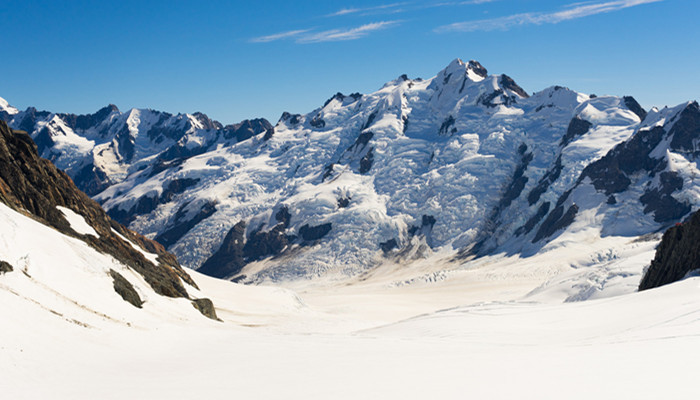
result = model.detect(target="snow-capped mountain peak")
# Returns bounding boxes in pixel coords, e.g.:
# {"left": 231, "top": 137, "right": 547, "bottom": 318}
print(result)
{"left": 0, "top": 96, "right": 19, "bottom": 117}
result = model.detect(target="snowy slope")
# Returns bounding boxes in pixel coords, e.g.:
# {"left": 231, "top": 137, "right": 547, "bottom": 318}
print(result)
{"left": 2, "top": 59, "right": 698, "bottom": 283}
{"left": 3, "top": 229, "right": 700, "bottom": 399}
{"left": 0, "top": 202, "right": 213, "bottom": 328}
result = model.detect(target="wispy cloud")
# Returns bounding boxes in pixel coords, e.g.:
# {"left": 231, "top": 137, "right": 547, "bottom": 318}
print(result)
{"left": 250, "top": 21, "right": 401, "bottom": 44}
{"left": 435, "top": 0, "right": 662, "bottom": 32}
{"left": 298, "top": 21, "right": 401, "bottom": 43}
{"left": 327, "top": 2, "right": 410, "bottom": 17}
{"left": 326, "top": 0, "right": 496, "bottom": 17}
{"left": 249, "top": 29, "right": 312, "bottom": 43}
{"left": 456, "top": 0, "right": 499, "bottom": 4}
{"left": 429, "top": 0, "right": 499, "bottom": 7}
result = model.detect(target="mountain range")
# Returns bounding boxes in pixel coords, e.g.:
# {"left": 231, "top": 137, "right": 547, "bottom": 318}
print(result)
{"left": 2, "top": 58, "right": 699, "bottom": 285}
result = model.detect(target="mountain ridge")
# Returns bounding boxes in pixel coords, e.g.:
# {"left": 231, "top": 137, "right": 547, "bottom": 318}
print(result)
{"left": 2, "top": 58, "right": 698, "bottom": 283}
{"left": 0, "top": 119, "right": 219, "bottom": 319}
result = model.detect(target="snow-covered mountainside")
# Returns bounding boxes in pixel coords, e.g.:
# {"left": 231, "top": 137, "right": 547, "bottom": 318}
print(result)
{"left": 0, "top": 97, "right": 272, "bottom": 197}
{"left": 0, "top": 120, "right": 218, "bottom": 321}
{"left": 3, "top": 58, "right": 699, "bottom": 283}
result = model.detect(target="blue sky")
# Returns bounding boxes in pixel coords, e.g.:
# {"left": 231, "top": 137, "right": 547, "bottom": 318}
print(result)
{"left": 1, "top": 0, "right": 697, "bottom": 124}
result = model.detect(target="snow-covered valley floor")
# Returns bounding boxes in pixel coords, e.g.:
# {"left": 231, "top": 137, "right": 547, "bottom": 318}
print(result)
{"left": 3, "top": 255, "right": 700, "bottom": 399}
{"left": 2, "top": 202, "right": 699, "bottom": 399}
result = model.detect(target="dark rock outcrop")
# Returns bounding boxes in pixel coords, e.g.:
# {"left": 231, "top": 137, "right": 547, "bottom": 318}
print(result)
{"left": 463, "top": 146, "right": 534, "bottom": 257}
{"left": 560, "top": 117, "right": 592, "bottom": 147}
{"left": 479, "top": 89, "right": 517, "bottom": 108}
{"left": 580, "top": 126, "right": 666, "bottom": 195}
{"left": 500, "top": 74, "right": 529, "bottom": 98}
{"left": 515, "top": 201, "right": 551, "bottom": 236}
{"left": 497, "top": 149, "right": 533, "bottom": 212}
{"left": 310, "top": 114, "right": 326, "bottom": 129}
{"left": 323, "top": 92, "right": 360, "bottom": 108}
{"left": 155, "top": 200, "right": 218, "bottom": 248}
{"left": 380, "top": 238, "right": 398, "bottom": 253}
{"left": 280, "top": 112, "right": 302, "bottom": 126}
{"left": 352, "top": 131, "right": 374, "bottom": 149}
{"left": 533, "top": 204, "right": 579, "bottom": 243}
{"left": 668, "top": 101, "right": 700, "bottom": 155}
{"left": 408, "top": 215, "right": 437, "bottom": 237}
{"left": 467, "top": 60, "right": 488, "bottom": 78}
{"left": 363, "top": 112, "right": 377, "bottom": 130}
{"left": 191, "top": 298, "right": 221, "bottom": 321}
{"left": 109, "top": 269, "right": 143, "bottom": 308}
{"left": 222, "top": 118, "right": 273, "bottom": 142}
{"left": 640, "top": 210, "right": 700, "bottom": 291}
{"left": 243, "top": 223, "right": 293, "bottom": 261}
{"left": 0, "top": 260, "right": 13, "bottom": 274}
{"left": 640, "top": 171, "right": 690, "bottom": 223}
{"left": 198, "top": 221, "right": 247, "bottom": 278}
{"left": 57, "top": 104, "right": 119, "bottom": 132}
{"left": 200, "top": 210, "right": 333, "bottom": 278}
{"left": 110, "top": 177, "right": 202, "bottom": 224}
{"left": 359, "top": 148, "right": 374, "bottom": 174}
{"left": 528, "top": 156, "right": 562, "bottom": 205}
{"left": 623, "top": 96, "right": 647, "bottom": 121}
{"left": 439, "top": 115, "right": 456, "bottom": 135}
{"left": 73, "top": 162, "right": 111, "bottom": 196}
{"left": 299, "top": 223, "right": 332, "bottom": 242}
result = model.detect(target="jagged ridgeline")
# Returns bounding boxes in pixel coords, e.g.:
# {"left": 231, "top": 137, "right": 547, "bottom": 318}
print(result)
{"left": 0, "top": 120, "right": 217, "bottom": 319}
{"left": 2, "top": 59, "right": 699, "bottom": 284}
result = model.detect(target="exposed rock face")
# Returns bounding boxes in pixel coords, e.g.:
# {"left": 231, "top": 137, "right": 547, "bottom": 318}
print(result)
{"left": 580, "top": 126, "right": 665, "bottom": 195}
{"left": 527, "top": 156, "right": 562, "bottom": 205}
{"left": 223, "top": 118, "right": 274, "bottom": 142}
{"left": 467, "top": 60, "right": 488, "bottom": 78}
{"left": 310, "top": 114, "right": 326, "bottom": 129}
{"left": 359, "top": 148, "right": 374, "bottom": 174}
{"left": 0, "top": 260, "right": 13, "bottom": 274}
{"left": 199, "top": 209, "right": 333, "bottom": 278}
{"left": 109, "top": 269, "right": 143, "bottom": 308}
{"left": 639, "top": 171, "right": 690, "bottom": 223}
{"left": 500, "top": 75, "right": 529, "bottom": 99}
{"left": 73, "top": 162, "right": 112, "bottom": 196}
{"left": 533, "top": 204, "right": 578, "bottom": 243}
{"left": 191, "top": 298, "right": 220, "bottom": 321}
{"left": 108, "top": 195, "right": 158, "bottom": 225}
{"left": 623, "top": 96, "right": 647, "bottom": 121}
{"left": 299, "top": 223, "right": 332, "bottom": 242}
{"left": 198, "top": 221, "right": 247, "bottom": 278}
{"left": 0, "top": 120, "right": 196, "bottom": 299}
{"left": 515, "top": 202, "right": 550, "bottom": 236}
{"left": 380, "top": 238, "right": 398, "bottom": 253}
{"left": 668, "top": 101, "right": 700, "bottom": 154}
{"left": 154, "top": 200, "right": 218, "bottom": 248}
{"left": 496, "top": 147, "right": 533, "bottom": 212}
{"left": 439, "top": 115, "right": 456, "bottom": 135}
{"left": 560, "top": 117, "right": 592, "bottom": 147}
{"left": 640, "top": 210, "right": 700, "bottom": 290}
